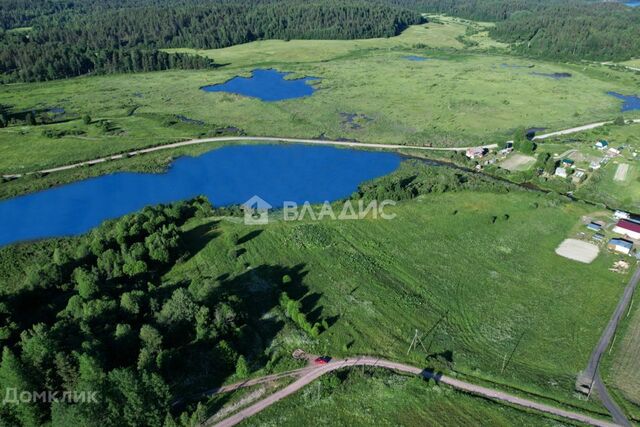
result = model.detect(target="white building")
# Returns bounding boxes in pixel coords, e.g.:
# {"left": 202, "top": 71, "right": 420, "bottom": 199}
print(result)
{"left": 614, "top": 210, "right": 631, "bottom": 220}
{"left": 555, "top": 167, "right": 567, "bottom": 178}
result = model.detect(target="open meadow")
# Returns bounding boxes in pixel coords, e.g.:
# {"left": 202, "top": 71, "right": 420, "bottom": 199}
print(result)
{"left": 1, "top": 18, "right": 638, "bottom": 176}
{"left": 605, "top": 297, "right": 640, "bottom": 423}
{"left": 165, "top": 188, "right": 630, "bottom": 414}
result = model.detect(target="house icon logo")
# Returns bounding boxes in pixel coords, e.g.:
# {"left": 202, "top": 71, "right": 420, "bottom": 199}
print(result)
{"left": 242, "top": 195, "right": 272, "bottom": 225}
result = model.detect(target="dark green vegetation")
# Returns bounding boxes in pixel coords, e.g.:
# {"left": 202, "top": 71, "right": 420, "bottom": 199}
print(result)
{"left": 0, "top": 197, "right": 262, "bottom": 426}
{"left": 0, "top": 0, "right": 423, "bottom": 82}
{"left": 393, "top": 0, "right": 640, "bottom": 61}
{"left": 241, "top": 369, "right": 572, "bottom": 426}
{"left": 491, "top": 3, "right": 640, "bottom": 61}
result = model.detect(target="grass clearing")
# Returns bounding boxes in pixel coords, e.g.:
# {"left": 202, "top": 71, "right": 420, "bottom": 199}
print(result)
{"left": 167, "top": 190, "right": 628, "bottom": 413}
{"left": 500, "top": 153, "right": 536, "bottom": 171}
{"left": 604, "top": 294, "right": 640, "bottom": 422}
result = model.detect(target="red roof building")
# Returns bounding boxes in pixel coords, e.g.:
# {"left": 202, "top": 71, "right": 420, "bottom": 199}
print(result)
{"left": 613, "top": 219, "right": 640, "bottom": 240}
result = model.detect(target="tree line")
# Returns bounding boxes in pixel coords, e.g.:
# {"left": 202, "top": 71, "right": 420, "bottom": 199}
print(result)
{"left": 387, "top": 0, "right": 640, "bottom": 61}
{"left": 0, "top": 194, "right": 332, "bottom": 426}
{"left": 489, "top": 3, "right": 640, "bottom": 61}
{"left": 0, "top": 0, "right": 424, "bottom": 83}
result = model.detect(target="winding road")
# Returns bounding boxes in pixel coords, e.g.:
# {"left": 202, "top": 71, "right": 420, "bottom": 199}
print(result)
{"left": 207, "top": 356, "right": 618, "bottom": 427}
{"left": 1, "top": 136, "right": 498, "bottom": 179}
{"left": 4, "top": 118, "right": 640, "bottom": 179}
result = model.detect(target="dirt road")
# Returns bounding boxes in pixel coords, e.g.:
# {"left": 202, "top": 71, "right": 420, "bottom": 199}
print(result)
{"left": 1, "top": 136, "right": 497, "bottom": 179}
{"left": 533, "top": 119, "right": 640, "bottom": 141}
{"left": 6, "top": 118, "right": 640, "bottom": 179}
{"left": 208, "top": 356, "right": 618, "bottom": 427}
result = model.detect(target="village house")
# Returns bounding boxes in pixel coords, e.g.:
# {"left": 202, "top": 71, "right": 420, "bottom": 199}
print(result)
{"left": 572, "top": 170, "right": 586, "bottom": 184}
{"left": 466, "top": 147, "right": 486, "bottom": 159}
{"left": 589, "top": 160, "right": 601, "bottom": 170}
{"left": 595, "top": 140, "right": 609, "bottom": 150}
{"left": 608, "top": 238, "right": 634, "bottom": 255}
{"left": 613, "top": 219, "right": 640, "bottom": 240}
{"left": 555, "top": 167, "right": 567, "bottom": 178}
{"left": 586, "top": 222, "right": 602, "bottom": 232}
{"left": 561, "top": 158, "right": 575, "bottom": 168}
{"left": 614, "top": 210, "right": 631, "bottom": 220}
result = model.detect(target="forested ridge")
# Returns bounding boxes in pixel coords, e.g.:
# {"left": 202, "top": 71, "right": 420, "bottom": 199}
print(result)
{"left": 387, "top": 0, "right": 640, "bottom": 61}
{"left": 0, "top": 0, "right": 424, "bottom": 83}
{"left": 490, "top": 3, "right": 640, "bottom": 61}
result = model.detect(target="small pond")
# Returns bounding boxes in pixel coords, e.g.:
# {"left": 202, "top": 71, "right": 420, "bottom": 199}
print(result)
{"left": 0, "top": 145, "right": 401, "bottom": 246}
{"left": 608, "top": 92, "right": 640, "bottom": 112}
{"left": 201, "top": 69, "right": 319, "bottom": 101}
{"left": 404, "top": 55, "right": 430, "bottom": 61}
{"left": 531, "top": 72, "right": 572, "bottom": 79}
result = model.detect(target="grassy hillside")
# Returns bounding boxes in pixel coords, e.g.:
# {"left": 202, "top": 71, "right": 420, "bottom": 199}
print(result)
{"left": 166, "top": 187, "right": 628, "bottom": 414}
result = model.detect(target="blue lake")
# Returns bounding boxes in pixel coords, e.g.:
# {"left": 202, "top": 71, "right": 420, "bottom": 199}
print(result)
{"left": 404, "top": 55, "right": 430, "bottom": 61}
{"left": 201, "top": 69, "right": 318, "bottom": 101}
{"left": 625, "top": 1, "right": 640, "bottom": 6}
{"left": 608, "top": 92, "right": 640, "bottom": 112}
{"left": 0, "top": 145, "right": 401, "bottom": 246}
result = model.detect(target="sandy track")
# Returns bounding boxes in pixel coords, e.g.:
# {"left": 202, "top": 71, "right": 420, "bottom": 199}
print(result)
{"left": 208, "top": 356, "right": 617, "bottom": 427}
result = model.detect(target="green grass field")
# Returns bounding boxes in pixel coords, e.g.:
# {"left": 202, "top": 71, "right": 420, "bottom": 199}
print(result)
{"left": 605, "top": 297, "right": 640, "bottom": 422}
{"left": 236, "top": 369, "right": 572, "bottom": 426}
{"left": 1, "top": 18, "right": 638, "bottom": 176}
{"left": 165, "top": 189, "right": 629, "bottom": 415}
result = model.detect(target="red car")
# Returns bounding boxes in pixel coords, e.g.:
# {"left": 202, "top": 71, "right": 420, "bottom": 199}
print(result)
{"left": 314, "top": 356, "right": 331, "bottom": 365}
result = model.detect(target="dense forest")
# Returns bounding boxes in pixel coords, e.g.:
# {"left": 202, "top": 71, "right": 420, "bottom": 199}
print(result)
{"left": 0, "top": 196, "right": 327, "bottom": 426}
{"left": 388, "top": 0, "right": 640, "bottom": 61}
{"left": 0, "top": 0, "right": 424, "bottom": 82}
{"left": 2, "top": 0, "right": 638, "bottom": 82}
{"left": 490, "top": 3, "right": 640, "bottom": 61}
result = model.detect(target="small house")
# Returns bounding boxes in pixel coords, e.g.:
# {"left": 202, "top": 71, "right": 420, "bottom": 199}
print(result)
{"left": 608, "top": 238, "right": 633, "bottom": 255}
{"left": 586, "top": 222, "right": 602, "bottom": 232}
{"left": 466, "top": 147, "right": 486, "bottom": 159}
{"left": 608, "top": 147, "right": 621, "bottom": 156}
{"left": 555, "top": 167, "right": 567, "bottom": 178}
{"left": 613, "top": 219, "right": 640, "bottom": 240}
{"left": 561, "top": 159, "right": 575, "bottom": 167}
{"left": 592, "top": 233, "right": 605, "bottom": 242}
{"left": 595, "top": 140, "right": 608, "bottom": 150}
{"left": 572, "top": 170, "right": 586, "bottom": 184}
{"left": 589, "top": 161, "right": 601, "bottom": 170}
{"left": 614, "top": 210, "right": 630, "bottom": 220}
